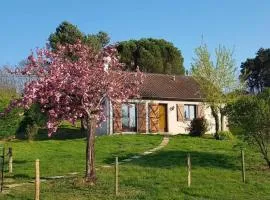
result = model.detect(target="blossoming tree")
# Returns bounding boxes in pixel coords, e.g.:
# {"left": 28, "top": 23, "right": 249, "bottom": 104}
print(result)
{"left": 4, "top": 41, "right": 143, "bottom": 183}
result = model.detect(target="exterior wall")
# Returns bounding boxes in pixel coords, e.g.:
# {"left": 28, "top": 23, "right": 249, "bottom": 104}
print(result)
{"left": 127, "top": 99, "right": 218, "bottom": 135}
{"left": 96, "top": 98, "right": 228, "bottom": 135}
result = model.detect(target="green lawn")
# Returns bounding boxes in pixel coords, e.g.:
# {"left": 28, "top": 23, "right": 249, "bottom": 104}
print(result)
{"left": 0, "top": 134, "right": 270, "bottom": 200}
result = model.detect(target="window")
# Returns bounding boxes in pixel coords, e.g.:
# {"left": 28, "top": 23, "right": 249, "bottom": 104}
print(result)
{"left": 122, "top": 103, "right": 137, "bottom": 132}
{"left": 184, "top": 105, "right": 196, "bottom": 120}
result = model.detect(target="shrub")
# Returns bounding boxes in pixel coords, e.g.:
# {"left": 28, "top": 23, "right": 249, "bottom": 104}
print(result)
{"left": 226, "top": 88, "right": 270, "bottom": 168}
{"left": 217, "top": 131, "right": 234, "bottom": 140}
{"left": 25, "top": 123, "right": 39, "bottom": 141}
{"left": 189, "top": 117, "right": 209, "bottom": 137}
{"left": 0, "top": 87, "right": 23, "bottom": 138}
{"left": 0, "top": 108, "right": 24, "bottom": 138}
{"left": 16, "top": 103, "right": 47, "bottom": 139}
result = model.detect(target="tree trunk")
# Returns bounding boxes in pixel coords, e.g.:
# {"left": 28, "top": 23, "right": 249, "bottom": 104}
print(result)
{"left": 211, "top": 106, "right": 220, "bottom": 139}
{"left": 220, "top": 113, "right": 224, "bottom": 132}
{"left": 80, "top": 117, "right": 87, "bottom": 134}
{"left": 220, "top": 107, "right": 226, "bottom": 132}
{"left": 85, "top": 115, "right": 97, "bottom": 184}
{"left": 253, "top": 135, "right": 270, "bottom": 169}
{"left": 266, "top": 158, "right": 270, "bottom": 169}
{"left": 262, "top": 152, "right": 270, "bottom": 169}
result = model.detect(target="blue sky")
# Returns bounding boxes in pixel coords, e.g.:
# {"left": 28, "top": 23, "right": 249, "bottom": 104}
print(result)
{"left": 0, "top": 0, "right": 269, "bottom": 70}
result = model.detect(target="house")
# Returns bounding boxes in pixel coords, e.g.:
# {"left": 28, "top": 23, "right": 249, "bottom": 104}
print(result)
{"left": 97, "top": 73, "right": 221, "bottom": 135}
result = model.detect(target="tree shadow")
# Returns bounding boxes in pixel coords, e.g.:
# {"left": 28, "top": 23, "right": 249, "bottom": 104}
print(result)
{"left": 12, "top": 160, "right": 28, "bottom": 164}
{"left": 182, "top": 191, "right": 212, "bottom": 200}
{"left": 127, "top": 150, "right": 239, "bottom": 170}
{"left": 5, "top": 173, "right": 32, "bottom": 179}
{"left": 103, "top": 153, "right": 138, "bottom": 164}
{"left": 34, "top": 128, "right": 86, "bottom": 141}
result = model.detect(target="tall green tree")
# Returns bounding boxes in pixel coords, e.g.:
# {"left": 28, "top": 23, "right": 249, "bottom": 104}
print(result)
{"left": 85, "top": 31, "right": 110, "bottom": 51}
{"left": 240, "top": 48, "right": 270, "bottom": 93}
{"left": 49, "top": 21, "right": 85, "bottom": 50}
{"left": 49, "top": 21, "right": 110, "bottom": 51}
{"left": 191, "top": 43, "right": 239, "bottom": 138}
{"left": 226, "top": 89, "right": 270, "bottom": 168}
{"left": 117, "top": 38, "right": 185, "bottom": 75}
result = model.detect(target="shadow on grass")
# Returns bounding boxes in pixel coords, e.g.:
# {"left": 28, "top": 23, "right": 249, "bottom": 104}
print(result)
{"left": 12, "top": 160, "right": 28, "bottom": 164}
{"left": 103, "top": 153, "right": 138, "bottom": 164}
{"left": 182, "top": 190, "right": 212, "bottom": 200}
{"left": 5, "top": 173, "right": 32, "bottom": 179}
{"left": 127, "top": 150, "right": 238, "bottom": 170}
{"left": 33, "top": 128, "right": 86, "bottom": 141}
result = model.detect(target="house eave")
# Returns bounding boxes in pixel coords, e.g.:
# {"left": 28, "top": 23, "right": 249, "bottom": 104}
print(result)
{"left": 134, "top": 96, "right": 204, "bottom": 102}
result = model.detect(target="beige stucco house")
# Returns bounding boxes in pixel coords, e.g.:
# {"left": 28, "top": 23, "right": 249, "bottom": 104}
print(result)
{"left": 97, "top": 73, "right": 222, "bottom": 135}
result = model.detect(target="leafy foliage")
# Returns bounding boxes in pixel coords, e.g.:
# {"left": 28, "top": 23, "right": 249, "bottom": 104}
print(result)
{"left": 191, "top": 43, "right": 239, "bottom": 137}
{"left": 49, "top": 21, "right": 110, "bottom": 51}
{"left": 217, "top": 131, "right": 234, "bottom": 140}
{"left": 0, "top": 107, "right": 23, "bottom": 138}
{"left": 189, "top": 117, "right": 209, "bottom": 137}
{"left": 226, "top": 89, "right": 270, "bottom": 167}
{"left": 16, "top": 103, "right": 47, "bottom": 139}
{"left": 117, "top": 38, "right": 185, "bottom": 75}
{"left": 240, "top": 48, "right": 270, "bottom": 93}
{"left": 0, "top": 86, "right": 23, "bottom": 138}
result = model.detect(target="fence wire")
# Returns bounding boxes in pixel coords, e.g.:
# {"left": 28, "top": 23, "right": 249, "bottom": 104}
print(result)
{"left": 0, "top": 71, "right": 36, "bottom": 94}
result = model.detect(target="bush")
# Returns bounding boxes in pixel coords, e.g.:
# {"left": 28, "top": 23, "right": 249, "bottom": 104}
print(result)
{"left": 0, "top": 108, "right": 24, "bottom": 138}
{"left": 189, "top": 117, "right": 209, "bottom": 137}
{"left": 226, "top": 88, "right": 270, "bottom": 168}
{"left": 217, "top": 131, "right": 234, "bottom": 140}
{"left": 0, "top": 87, "right": 24, "bottom": 138}
{"left": 16, "top": 103, "right": 47, "bottom": 139}
{"left": 25, "top": 123, "right": 39, "bottom": 141}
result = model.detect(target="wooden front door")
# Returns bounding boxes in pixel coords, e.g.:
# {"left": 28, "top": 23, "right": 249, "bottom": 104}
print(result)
{"left": 158, "top": 104, "right": 167, "bottom": 132}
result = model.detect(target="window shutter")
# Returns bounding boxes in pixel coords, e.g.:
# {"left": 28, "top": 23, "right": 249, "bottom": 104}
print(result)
{"left": 113, "top": 103, "right": 122, "bottom": 133}
{"left": 137, "top": 103, "right": 146, "bottom": 133}
{"left": 197, "top": 104, "right": 204, "bottom": 118}
{"left": 177, "top": 104, "right": 184, "bottom": 122}
{"left": 149, "top": 104, "right": 159, "bottom": 132}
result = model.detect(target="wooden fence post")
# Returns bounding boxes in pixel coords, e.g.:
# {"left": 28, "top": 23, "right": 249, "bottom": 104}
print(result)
{"left": 241, "top": 149, "right": 246, "bottom": 183}
{"left": 8, "top": 148, "right": 12, "bottom": 173}
{"left": 35, "top": 159, "right": 40, "bottom": 200}
{"left": 115, "top": 156, "right": 119, "bottom": 196}
{"left": 0, "top": 147, "right": 5, "bottom": 192}
{"left": 187, "top": 153, "right": 191, "bottom": 187}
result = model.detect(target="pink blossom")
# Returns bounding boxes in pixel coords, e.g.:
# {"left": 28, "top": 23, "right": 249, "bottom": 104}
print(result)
{"left": 2, "top": 40, "right": 143, "bottom": 136}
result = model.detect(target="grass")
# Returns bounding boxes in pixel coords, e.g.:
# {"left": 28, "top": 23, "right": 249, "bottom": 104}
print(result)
{"left": 0, "top": 134, "right": 270, "bottom": 200}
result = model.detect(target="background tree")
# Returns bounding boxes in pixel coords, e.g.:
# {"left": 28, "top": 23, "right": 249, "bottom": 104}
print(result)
{"left": 240, "top": 48, "right": 270, "bottom": 93}
{"left": 0, "top": 70, "right": 23, "bottom": 138}
{"left": 2, "top": 41, "right": 142, "bottom": 183}
{"left": 191, "top": 43, "right": 239, "bottom": 138}
{"left": 226, "top": 89, "right": 270, "bottom": 168}
{"left": 49, "top": 21, "right": 110, "bottom": 51}
{"left": 49, "top": 21, "right": 85, "bottom": 50}
{"left": 85, "top": 31, "right": 110, "bottom": 50}
{"left": 117, "top": 38, "right": 185, "bottom": 75}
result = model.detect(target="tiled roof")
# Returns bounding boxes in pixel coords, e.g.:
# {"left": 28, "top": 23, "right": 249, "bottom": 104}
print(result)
{"left": 139, "top": 73, "right": 203, "bottom": 101}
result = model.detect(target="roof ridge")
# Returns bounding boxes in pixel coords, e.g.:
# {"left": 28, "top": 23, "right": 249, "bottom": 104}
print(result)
{"left": 143, "top": 72, "right": 188, "bottom": 77}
